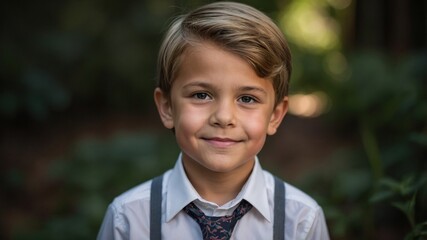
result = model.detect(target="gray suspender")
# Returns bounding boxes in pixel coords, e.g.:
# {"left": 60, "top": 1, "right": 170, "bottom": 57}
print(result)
{"left": 273, "top": 176, "right": 286, "bottom": 240}
{"left": 150, "top": 175, "right": 286, "bottom": 240}
{"left": 150, "top": 174, "right": 163, "bottom": 240}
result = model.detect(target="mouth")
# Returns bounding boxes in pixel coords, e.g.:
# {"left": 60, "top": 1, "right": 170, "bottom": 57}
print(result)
{"left": 202, "top": 137, "right": 241, "bottom": 148}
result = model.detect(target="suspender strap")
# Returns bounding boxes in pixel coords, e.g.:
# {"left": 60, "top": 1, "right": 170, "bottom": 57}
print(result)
{"left": 150, "top": 174, "right": 286, "bottom": 240}
{"left": 150, "top": 174, "right": 163, "bottom": 240}
{"left": 273, "top": 176, "right": 286, "bottom": 240}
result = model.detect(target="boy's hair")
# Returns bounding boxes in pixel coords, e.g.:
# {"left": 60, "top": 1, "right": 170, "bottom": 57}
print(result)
{"left": 157, "top": 1, "right": 292, "bottom": 105}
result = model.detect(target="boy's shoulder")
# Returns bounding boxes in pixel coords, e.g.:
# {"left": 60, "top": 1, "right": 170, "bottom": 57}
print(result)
{"left": 284, "top": 181, "right": 321, "bottom": 210}
{"left": 263, "top": 170, "right": 321, "bottom": 211}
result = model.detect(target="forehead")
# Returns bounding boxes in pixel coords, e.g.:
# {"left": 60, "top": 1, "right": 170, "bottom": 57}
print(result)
{"left": 178, "top": 42, "right": 246, "bottom": 76}
{"left": 172, "top": 41, "right": 275, "bottom": 93}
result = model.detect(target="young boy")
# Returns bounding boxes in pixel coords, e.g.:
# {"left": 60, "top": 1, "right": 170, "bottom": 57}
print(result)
{"left": 98, "top": 2, "right": 329, "bottom": 239}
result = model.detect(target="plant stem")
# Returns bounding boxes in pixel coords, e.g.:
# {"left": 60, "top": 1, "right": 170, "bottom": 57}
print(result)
{"left": 360, "top": 120, "right": 383, "bottom": 181}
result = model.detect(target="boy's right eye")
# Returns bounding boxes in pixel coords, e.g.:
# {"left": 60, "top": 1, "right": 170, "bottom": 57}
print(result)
{"left": 193, "top": 92, "right": 211, "bottom": 100}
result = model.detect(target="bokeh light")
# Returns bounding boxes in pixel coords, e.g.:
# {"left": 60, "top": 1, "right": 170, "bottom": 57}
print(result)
{"left": 280, "top": 0, "right": 340, "bottom": 53}
{"left": 288, "top": 91, "right": 329, "bottom": 117}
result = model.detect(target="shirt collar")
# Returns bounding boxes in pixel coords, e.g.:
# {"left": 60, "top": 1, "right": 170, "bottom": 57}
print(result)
{"left": 166, "top": 154, "right": 200, "bottom": 222}
{"left": 239, "top": 157, "right": 271, "bottom": 222}
{"left": 165, "top": 154, "right": 271, "bottom": 222}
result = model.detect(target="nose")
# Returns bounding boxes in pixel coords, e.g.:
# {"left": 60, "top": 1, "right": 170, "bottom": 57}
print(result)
{"left": 209, "top": 99, "right": 236, "bottom": 128}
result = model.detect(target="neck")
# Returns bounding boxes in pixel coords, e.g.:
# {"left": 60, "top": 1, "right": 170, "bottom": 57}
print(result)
{"left": 182, "top": 158, "right": 254, "bottom": 206}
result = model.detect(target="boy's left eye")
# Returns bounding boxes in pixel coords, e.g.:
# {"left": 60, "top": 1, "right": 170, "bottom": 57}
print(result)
{"left": 239, "top": 96, "right": 256, "bottom": 103}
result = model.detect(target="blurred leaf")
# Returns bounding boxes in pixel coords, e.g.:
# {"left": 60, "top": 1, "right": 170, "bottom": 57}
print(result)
{"left": 404, "top": 221, "right": 427, "bottom": 240}
{"left": 392, "top": 202, "right": 411, "bottom": 217}
{"left": 334, "top": 168, "right": 372, "bottom": 201}
{"left": 370, "top": 190, "right": 395, "bottom": 203}
{"left": 392, "top": 193, "right": 416, "bottom": 227}
{"left": 409, "top": 133, "right": 427, "bottom": 146}
{"left": 378, "top": 178, "right": 401, "bottom": 192}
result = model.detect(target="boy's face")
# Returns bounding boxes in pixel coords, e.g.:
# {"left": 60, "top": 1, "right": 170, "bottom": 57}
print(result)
{"left": 155, "top": 42, "right": 288, "bottom": 176}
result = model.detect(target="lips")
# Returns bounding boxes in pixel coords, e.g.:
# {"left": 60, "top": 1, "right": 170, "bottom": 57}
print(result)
{"left": 202, "top": 137, "right": 241, "bottom": 148}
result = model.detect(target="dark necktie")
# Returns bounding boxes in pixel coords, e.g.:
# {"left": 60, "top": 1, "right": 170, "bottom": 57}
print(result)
{"left": 183, "top": 200, "right": 253, "bottom": 240}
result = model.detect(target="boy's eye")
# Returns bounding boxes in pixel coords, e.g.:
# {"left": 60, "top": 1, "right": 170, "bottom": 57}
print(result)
{"left": 239, "top": 95, "right": 256, "bottom": 103}
{"left": 193, "top": 92, "right": 210, "bottom": 100}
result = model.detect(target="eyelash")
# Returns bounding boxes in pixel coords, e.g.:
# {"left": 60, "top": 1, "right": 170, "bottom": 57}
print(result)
{"left": 192, "top": 92, "right": 211, "bottom": 100}
{"left": 238, "top": 95, "right": 257, "bottom": 104}
{"left": 190, "top": 92, "right": 259, "bottom": 104}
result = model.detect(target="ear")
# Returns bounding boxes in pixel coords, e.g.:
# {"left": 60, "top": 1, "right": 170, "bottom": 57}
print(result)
{"left": 154, "top": 88, "right": 174, "bottom": 129}
{"left": 267, "top": 97, "right": 288, "bottom": 135}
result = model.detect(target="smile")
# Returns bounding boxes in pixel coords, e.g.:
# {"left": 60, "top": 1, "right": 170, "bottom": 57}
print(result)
{"left": 202, "top": 137, "right": 241, "bottom": 148}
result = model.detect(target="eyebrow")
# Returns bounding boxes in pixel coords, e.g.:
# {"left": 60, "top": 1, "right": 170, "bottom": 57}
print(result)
{"left": 182, "top": 81, "right": 215, "bottom": 90}
{"left": 238, "top": 86, "right": 268, "bottom": 96}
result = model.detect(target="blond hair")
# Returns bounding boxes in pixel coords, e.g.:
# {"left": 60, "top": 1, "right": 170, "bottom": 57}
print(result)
{"left": 157, "top": 1, "right": 292, "bottom": 105}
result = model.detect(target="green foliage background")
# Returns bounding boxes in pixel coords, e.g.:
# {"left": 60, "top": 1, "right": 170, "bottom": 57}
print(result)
{"left": 1, "top": 0, "right": 426, "bottom": 239}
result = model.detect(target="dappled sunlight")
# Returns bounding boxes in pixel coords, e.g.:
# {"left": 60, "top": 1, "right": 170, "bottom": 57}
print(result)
{"left": 280, "top": 0, "right": 341, "bottom": 53}
{"left": 288, "top": 91, "right": 329, "bottom": 117}
{"left": 325, "top": 51, "right": 349, "bottom": 80}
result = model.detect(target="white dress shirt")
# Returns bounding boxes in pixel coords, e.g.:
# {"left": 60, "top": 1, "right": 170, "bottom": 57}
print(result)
{"left": 97, "top": 155, "right": 330, "bottom": 240}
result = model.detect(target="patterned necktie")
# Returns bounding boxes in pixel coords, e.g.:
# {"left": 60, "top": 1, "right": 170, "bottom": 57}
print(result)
{"left": 183, "top": 200, "right": 253, "bottom": 240}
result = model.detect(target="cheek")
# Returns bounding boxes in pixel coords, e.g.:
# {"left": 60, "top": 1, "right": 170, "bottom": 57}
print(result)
{"left": 173, "top": 105, "right": 208, "bottom": 132}
{"left": 242, "top": 111, "right": 271, "bottom": 137}
{"left": 243, "top": 113, "right": 269, "bottom": 155}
